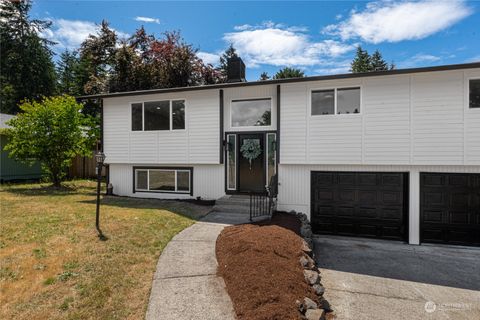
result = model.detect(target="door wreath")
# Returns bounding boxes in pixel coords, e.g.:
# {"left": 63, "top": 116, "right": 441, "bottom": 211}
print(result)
{"left": 240, "top": 139, "right": 261, "bottom": 170}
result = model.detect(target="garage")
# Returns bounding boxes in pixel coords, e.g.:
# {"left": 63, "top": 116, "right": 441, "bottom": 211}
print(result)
{"left": 311, "top": 171, "right": 408, "bottom": 241}
{"left": 420, "top": 173, "right": 480, "bottom": 247}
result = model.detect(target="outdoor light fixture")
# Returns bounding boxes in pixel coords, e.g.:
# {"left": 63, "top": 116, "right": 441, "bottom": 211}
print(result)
{"left": 95, "top": 151, "right": 107, "bottom": 240}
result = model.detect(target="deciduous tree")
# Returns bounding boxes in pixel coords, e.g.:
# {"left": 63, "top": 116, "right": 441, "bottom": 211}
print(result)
{"left": 5, "top": 96, "right": 98, "bottom": 187}
{"left": 273, "top": 67, "right": 305, "bottom": 79}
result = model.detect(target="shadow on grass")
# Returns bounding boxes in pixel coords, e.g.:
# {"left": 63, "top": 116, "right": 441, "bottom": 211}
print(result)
{"left": 79, "top": 195, "right": 213, "bottom": 221}
{"left": 0, "top": 184, "right": 82, "bottom": 197}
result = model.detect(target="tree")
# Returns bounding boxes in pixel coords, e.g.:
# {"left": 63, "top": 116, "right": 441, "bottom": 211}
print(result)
{"left": 350, "top": 46, "right": 372, "bottom": 73}
{"left": 80, "top": 20, "right": 118, "bottom": 95}
{"left": 273, "top": 67, "right": 305, "bottom": 79}
{"left": 219, "top": 44, "right": 238, "bottom": 81}
{"left": 351, "top": 47, "right": 395, "bottom": 73}
{"left": 5, "top": 95, "right": 98, "bottom": 187}
{"left": 56, "top": 50, "right": 83, "bottom": 96}
{"left": 259, "top": 72, "right": 270, "bottom": 81}
{"left": 370, "top": 50, "right": 389, "bottom": 71}
{"left": 0, "top": 0, "right": 56, "bottom": 114}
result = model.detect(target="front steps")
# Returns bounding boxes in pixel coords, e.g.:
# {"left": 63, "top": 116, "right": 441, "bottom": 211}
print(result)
{"left": 213, "top": 195, "right": 251, "bottom": 214}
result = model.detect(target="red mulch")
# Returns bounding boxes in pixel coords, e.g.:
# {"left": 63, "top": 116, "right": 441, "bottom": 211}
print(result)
{"left": 216, "top": 214, "right": 317, "bottom": 320}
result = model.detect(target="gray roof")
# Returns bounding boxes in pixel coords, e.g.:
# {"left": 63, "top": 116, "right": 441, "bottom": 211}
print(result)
{"left": 0, "top": 113, "right": 14, "bottom": 129}
{"left": 77, "top": 61, "right": 480, "bottom": 100}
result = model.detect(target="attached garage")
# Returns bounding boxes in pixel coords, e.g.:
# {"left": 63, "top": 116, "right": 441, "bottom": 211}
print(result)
{"left": 311, "top": 171, "right": 409, "bottom": 241}
{"left": 420, "top": 173, "right": 480, "bottom": 247}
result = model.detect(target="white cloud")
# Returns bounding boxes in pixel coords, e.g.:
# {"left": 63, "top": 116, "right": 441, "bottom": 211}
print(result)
{"left": 42, "top": 19, "right": 129, "bottom": 52}
{"left": 400, "top": 53, "right": 442, "bottom": 68}
{"left": 324, "top": 1, "right": 472, "bottom": 44}
{"left": 223, "top": 25, "right": 355, "bottom": 67}
{"left": 134, "top": 16, "right": 160, "bottom": 24}
{"left": 198, "top": 51, "right": 220, "bottom": 65}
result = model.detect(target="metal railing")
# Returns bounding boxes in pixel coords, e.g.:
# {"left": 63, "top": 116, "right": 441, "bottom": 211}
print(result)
{"left": 249, "top": 174, "right": 278, "bottom": 221}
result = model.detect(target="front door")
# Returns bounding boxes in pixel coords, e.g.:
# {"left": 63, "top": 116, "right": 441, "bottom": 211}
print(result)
{"left": 238, "top": 133, "right": 265, "bottom": 193}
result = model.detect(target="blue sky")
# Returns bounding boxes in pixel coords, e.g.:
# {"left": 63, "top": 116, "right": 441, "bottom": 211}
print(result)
{"left": 33, "top": 0, "right": 480, "bottom": 80}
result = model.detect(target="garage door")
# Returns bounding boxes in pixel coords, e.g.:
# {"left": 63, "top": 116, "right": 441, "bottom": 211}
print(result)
{"left": 421, "top": 173, "right": 480, "bottom": 247}
{"left": 311, "top": 172, "right": 408, "bottom": 241}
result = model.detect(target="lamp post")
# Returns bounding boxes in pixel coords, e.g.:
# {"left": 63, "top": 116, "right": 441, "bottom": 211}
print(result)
{"left": 95, "top": 151, "right": 107, "bottom": 240}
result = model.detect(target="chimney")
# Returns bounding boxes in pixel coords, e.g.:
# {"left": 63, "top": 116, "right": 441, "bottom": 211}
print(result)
{"left": 227, "top": 56, "right": 246, "bottom": 83}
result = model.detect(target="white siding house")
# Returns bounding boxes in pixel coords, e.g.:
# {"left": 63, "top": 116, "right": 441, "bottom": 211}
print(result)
{"left": 85, "top": 62, "right": 480, "bottom": 246}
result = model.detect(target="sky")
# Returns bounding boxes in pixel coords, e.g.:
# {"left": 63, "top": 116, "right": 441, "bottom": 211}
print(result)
{"left": 32, "top": 0, "right": 480, "bottom": 81}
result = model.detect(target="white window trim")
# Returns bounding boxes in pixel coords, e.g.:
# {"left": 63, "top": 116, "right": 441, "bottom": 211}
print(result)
{"left": 134, "top": 168, "right": 191, "bottom": 194}
{"left": 467, "top": 77, "right": 480, "bottom": 110}
{"left": 310, "top": 86, "right": 362, "bottom": 116}
{"left": 131, "top": 98, "right": 187, "bottom": 132}
{"left": 230, "top": 97, "right": 274, "bottom": 130}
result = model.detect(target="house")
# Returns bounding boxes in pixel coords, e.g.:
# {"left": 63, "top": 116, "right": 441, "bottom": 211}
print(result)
{"left": 0, "top": 113, "right": 43, "bottom": 182}
{"left": 79, "top": 59, "right": 480, "bottom": 247}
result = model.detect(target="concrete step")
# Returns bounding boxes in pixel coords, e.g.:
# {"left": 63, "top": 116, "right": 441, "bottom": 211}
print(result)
{"left": 212, "top": 204, "right": 250, "bottom": 214}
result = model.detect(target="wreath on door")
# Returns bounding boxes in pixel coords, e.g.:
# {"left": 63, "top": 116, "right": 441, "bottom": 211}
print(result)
{"left": 240, "top": 139, "right": 261, "bottom": 170}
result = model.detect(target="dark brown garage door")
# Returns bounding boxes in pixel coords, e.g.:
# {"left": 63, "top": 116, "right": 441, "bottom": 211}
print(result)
{"left": 311, "top": 172, "right": 408, "bottom": 241}
{"left": 421, "top": 173, "right": 480, "bottom": 247}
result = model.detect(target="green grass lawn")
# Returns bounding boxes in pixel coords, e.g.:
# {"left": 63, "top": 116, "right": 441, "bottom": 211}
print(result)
{"left": 0, "top": 180, "right": 211, "bottom": 320}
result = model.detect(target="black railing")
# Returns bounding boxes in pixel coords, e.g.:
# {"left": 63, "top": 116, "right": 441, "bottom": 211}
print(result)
{"left": 249, "top": 174, "right": 278, "bottom": 221}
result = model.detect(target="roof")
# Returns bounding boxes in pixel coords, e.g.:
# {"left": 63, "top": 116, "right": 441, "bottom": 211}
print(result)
{"left": 77, "top": 61, "right": 480, "bottom": 100}
{"left": 0, "top": 113, "right": 14, "bottom": 129}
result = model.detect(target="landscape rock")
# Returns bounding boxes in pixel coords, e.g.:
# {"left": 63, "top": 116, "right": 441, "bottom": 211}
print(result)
{"left": 301, "top": 240, "right": 313, "bottom": 255}
{"left": 303, "top": 297, "right": 318, "bottom": 310}
{"left": 312, "top": 284, "right": 325, "bottom": 296}
{"left": 299, "top": 254, "right": 316, "bottom": 269}
{"left": 304, "top": 269, "right": 320, "bottom": 285}
{"left": 318, "top": 297, "right": 332, "bottom": 312}
{"left": 305, "top": 308, "right": 326, "bottom": 320}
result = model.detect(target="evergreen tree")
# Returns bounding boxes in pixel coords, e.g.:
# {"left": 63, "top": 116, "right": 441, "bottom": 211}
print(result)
{"left": 370, "top": 50, "right": 389, "bottom": 71}
{"left": 0, "top": 0, "right": 57, "bottom": 114}
{"left": 273, "top": 67, "right": 305, "bottom": 79}
{"left": 219, "top": 44, "right": 238, "bottom": 81}
{"left": 350, "top": 46, "right": 372, "bottom": 73}
{"left": 259, "top": 72, "right": 270, "bottom": 81}
{"left": 56, "top": 50, "right": 82, "bottom": 96}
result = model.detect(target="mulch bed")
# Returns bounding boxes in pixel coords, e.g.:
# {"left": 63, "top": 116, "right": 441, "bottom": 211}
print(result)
{"left": 216, "top": 213, "right": 318, "bottom": 320}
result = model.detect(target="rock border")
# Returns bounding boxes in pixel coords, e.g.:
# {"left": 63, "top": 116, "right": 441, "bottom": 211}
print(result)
{"left": 288, "top": 211, "right": 331, "bottom": 320}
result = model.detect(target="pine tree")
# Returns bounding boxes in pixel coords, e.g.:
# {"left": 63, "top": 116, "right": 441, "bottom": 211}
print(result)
{"left": 370, "top": 50, "right": 390, "bottom": 71}
{"left": 273, "top": 67, "right": 305, "bottom": 79}
{"left": 259, "top": 72, "right": 270, "bottom": 81}
{"left": 0, "top": 0, "right": 57, "bottom": 114}
{"left": 219, "top": 44, "right": 238, "bottom": 81}
{"left": 350, "top": 46, "right": 372, "bottom": 73}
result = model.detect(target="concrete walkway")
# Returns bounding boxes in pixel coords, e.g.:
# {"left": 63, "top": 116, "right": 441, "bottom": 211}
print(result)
{"left": 314, "top": 235, "right": 480, "bottom": 320}
{"left": 146, "top": 212, "right": 252, "bottom": 320}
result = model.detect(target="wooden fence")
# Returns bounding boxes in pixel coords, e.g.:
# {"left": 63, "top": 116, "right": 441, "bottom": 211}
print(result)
{"left": 68, "top": 155, "right": 106, "bottom": 179}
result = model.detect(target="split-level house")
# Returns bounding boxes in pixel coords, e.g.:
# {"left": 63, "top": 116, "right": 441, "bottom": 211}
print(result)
{"left": 80, "top": 59, "right": 480, "bottom": 247}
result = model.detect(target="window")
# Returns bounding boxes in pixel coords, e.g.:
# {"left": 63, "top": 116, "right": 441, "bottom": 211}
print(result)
{"left": 231, "top": 98, "right": 271, "bottom": 127}
{"left": 144, "top": 101, "right": 169, "bottom": 130}
{"left": 131, "top": 100, "right": 186, "bottom": 131}
{"left": 227, "top": 134, "right": 236, "bottom": 190}
{"left": 311, "top": 87, "right": 361, "bottom": 115}
{"left": 172, "top": 100, "right": 186, "bottom": 129}
{"left": 132, "top": 103, "right": 143, "bottom": 131}
{"left": 134, "top": 168, "right": 192, "bottom": 194}
{"left": 266, "top": 133, "right": 276, "bottom": 185}
{"left": 312, "top": 90, "right": 334, "bottom": 115}
{"left": 337, "top": 88, "right": 360, "bottom": 114}
{"left": 470, "top": 79, "right": 480, "bottom": 109}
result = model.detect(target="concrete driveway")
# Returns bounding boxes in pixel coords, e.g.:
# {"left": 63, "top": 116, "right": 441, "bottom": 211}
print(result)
{"left": 314, "top": 236, "right": 480, "bottom": 320}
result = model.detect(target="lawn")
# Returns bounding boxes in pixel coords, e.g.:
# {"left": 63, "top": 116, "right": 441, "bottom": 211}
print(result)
{"left": 0, "top": 180, "right": 211, "bottom": 320}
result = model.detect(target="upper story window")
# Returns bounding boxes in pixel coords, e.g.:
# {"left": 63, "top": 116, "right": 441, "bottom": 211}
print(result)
{"left": 470, "top": 79, "right": 480, "bottom": 109}
{"left": 132, "top": 100, "right": 185, "bottom": 131}
{"left": 231, "top": 98, "right": 271, "bottom": 127}
{"left": 311, "top": 87, "right": 360, "bottom": 115}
